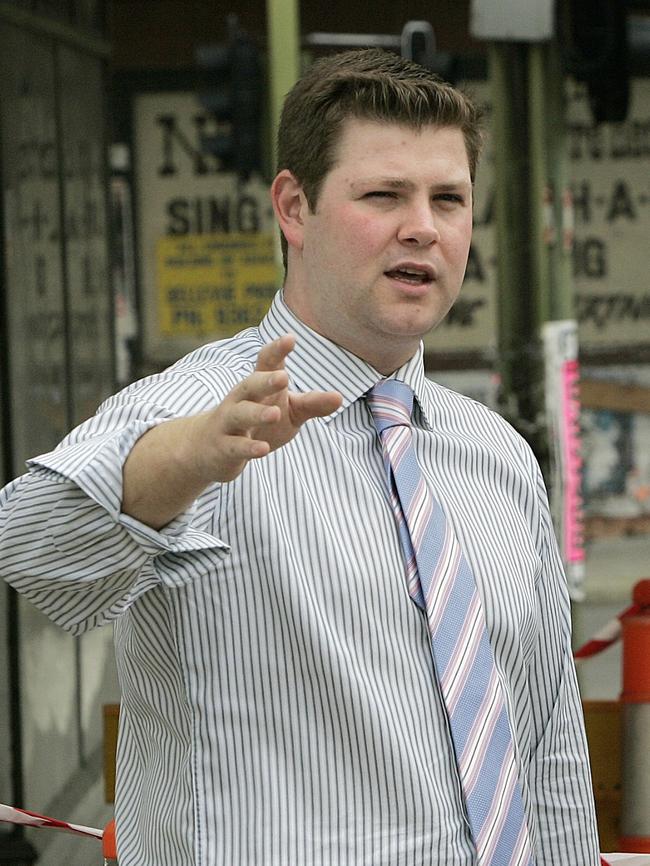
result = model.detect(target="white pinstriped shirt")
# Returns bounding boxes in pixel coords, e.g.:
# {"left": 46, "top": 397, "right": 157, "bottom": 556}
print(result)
{"left": 0, "top": 292, "right": 598, "bottom": 866}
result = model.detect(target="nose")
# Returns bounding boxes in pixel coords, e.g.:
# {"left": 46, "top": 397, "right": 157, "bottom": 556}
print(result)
{"left": 397, "top": 202, "right": 440, "bottom": 247}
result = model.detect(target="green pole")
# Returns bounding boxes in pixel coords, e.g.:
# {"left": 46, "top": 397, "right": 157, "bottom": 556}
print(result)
{"left": 528, "top": 39, "right": 573, "bottom": 325}
{"left": 266, "top": 0, "right": 300, "bottom": 172}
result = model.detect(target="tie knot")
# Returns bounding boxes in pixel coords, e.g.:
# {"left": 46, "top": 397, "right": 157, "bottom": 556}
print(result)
{"left": 367, "top": 379, "right": 414, "bottom": 434}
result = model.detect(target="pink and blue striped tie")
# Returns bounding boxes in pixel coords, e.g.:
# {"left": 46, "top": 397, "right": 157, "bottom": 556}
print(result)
{"left": 367, "top": 378, "right": 534, "bottom": 866}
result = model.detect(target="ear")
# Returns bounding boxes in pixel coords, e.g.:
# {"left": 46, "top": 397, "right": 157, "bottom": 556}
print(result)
{"left": 271, "top": 169, "right": 309, "bottom": 253}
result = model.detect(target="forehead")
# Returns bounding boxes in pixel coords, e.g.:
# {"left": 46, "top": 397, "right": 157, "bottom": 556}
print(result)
{"left": 328, "top": 117, "right": 470, "bottom": 182}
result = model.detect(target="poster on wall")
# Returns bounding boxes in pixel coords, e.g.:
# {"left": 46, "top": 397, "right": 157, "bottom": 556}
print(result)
{"left": 543, "top": 320, "right": 585, "bottom": 600}
{"left": 567, "top": 79, "right": 650, "bottom": 351}
{"left": 581, "top": 366, "right": 650, "bottom": 540}
{"left": 0, "top": 26, "right": 68, "bottom": 473}
{"left": 133, "top": 90, "right": 278, "bottom": 365}
{"left": 156, "top": 232, "right": 276, "bottom": 339}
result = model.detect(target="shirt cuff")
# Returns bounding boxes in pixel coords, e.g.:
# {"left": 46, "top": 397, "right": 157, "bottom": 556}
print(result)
{"left": 27, "top": 416, "right": 230, "bottom": 558}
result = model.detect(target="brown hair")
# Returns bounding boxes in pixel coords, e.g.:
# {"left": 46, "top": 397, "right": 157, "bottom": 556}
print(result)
{"left": 276, "top": 48, "right": 484, "bottom": 264}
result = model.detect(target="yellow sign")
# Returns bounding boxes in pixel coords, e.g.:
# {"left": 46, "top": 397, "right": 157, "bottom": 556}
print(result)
{"left": 156, "top": 232, "right": 279, "bottom": 338}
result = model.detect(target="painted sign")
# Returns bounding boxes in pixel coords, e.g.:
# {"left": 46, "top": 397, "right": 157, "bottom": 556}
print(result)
{"left": 156, "top": 232, "right": 277, "bottom": 339}
{"left": 567, "top": 79, "right": 650, "bottom": 348}
{"left": 133, "top": 91, "right": 276, "bottom": 364}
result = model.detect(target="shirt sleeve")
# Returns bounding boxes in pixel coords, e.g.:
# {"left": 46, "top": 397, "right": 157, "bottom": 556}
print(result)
{"left": 527, "top": 470, "right": 600, "bottom": 866}
{"left": 0, "top": 382, "right": 230, "bottom": 636}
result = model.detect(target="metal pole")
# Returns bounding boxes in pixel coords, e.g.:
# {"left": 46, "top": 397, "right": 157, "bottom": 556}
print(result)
{"left": 490, "top": 36, "right": 574, "bottom": 475}
{"left": 528, "top": 38, "right": 573, "bottom": 324}
{"left": 527, "top": 42, "right": 552, "bottom": 326}
{"left": 545, "top": 38, "right": 574, "bottom": 322}
{"left": 265, "top": 0, "right": 300, "bottom": 172}
{"left": 489, "top": 42, "right": 542, "bottom": 441}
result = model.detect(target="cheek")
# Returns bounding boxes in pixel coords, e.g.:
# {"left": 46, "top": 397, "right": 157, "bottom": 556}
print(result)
{"left": 336, "top": 207, "right": 389, "bottom": 255}
{"left": 445, "top": 222, "right": 473, "bottom": 266}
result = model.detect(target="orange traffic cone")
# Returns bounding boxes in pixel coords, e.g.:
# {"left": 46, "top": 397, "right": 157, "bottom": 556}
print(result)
{"left": 103, "top": 818, "right": 117, "bottom": 864}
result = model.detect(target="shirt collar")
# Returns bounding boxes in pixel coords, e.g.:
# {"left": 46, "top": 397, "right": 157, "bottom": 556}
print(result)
{"left": 259, "top": 291, "right": 432, "bottom": 429}
{"left": 388, "top": 350, "right": 434, "bottom": 431}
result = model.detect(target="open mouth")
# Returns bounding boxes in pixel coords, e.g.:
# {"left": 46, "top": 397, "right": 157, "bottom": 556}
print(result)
{"left": 385, "top": 267, "right": 432, "bottom": 285}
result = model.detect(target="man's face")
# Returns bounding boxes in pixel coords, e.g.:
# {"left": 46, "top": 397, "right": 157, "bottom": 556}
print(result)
{"left": 283, "top": 118, "right": 474, "bottom": 373}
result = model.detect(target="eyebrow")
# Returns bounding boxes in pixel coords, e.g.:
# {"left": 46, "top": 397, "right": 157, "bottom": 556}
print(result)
{"left": 350, "top": 177, "right": 471, "bottom": 193}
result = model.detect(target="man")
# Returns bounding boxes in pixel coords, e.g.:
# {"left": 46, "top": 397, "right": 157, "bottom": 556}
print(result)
{"left": 1, "top": 49, "right": 598, "bottom": 865}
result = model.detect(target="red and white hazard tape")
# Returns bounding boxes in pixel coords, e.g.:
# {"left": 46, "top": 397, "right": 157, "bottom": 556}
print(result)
{"left": 0, "top": 802, "right": 103, "bottom": 839}
{"left": 575, "top": 579, "right": 650, "bottom": 661}
{"left": 574, "top": 602, "right": 641, "bottom": 660}
{"left": 3, "top": 801, "right": 650, "bottom": 863}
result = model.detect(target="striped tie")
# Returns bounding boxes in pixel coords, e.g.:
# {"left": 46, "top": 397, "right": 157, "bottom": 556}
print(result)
{"left": 367, "top": 378, "right": 534, "bottom": 866}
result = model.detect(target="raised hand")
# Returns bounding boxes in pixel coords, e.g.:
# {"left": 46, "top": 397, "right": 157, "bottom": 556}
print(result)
{"left": 122, "top": 335, "right": 342, "bottom": 529}
{"left": 187, "top": 334, "right": 342, "bottom": 482}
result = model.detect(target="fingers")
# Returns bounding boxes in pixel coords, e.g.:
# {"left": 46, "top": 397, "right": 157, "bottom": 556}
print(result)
{"left": 232, "top": 369, "right": 289, "bottom": 404}
{"left": 255, "top": 334, "right": 295, "bottom": 373}
{"left": 221, "top": 400, "right": 281, "bottom": 435}
{"left": 230, "top": 335, "right": 296, "bottom": 403}
{"left": 290, "top": 391, "right": 343, "bottom": 425}
{"left": 220, "top": 433, "right": 271, "bottom": 462}
{"left": 216, "top": 336, "right": 342, "bottom": 465}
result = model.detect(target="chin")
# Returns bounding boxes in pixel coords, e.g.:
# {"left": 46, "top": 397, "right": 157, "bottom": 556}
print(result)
{"left": 396, "top": 296, "right": 452, "bottom": 325}
{"left": 388, "top": 313, "right": 446, "bottom": 339}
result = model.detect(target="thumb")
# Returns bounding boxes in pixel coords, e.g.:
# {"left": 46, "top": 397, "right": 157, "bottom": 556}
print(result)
{"left": 289, "top": 391, "right": 343, "bottom": 426}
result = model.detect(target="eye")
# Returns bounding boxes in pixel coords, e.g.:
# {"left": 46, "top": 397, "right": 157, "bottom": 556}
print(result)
{"left": 434, "top": 192, "right": 464, "bottom": 204}
{"left": 364, "top": 190, "right": 397, "bottom": 199}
